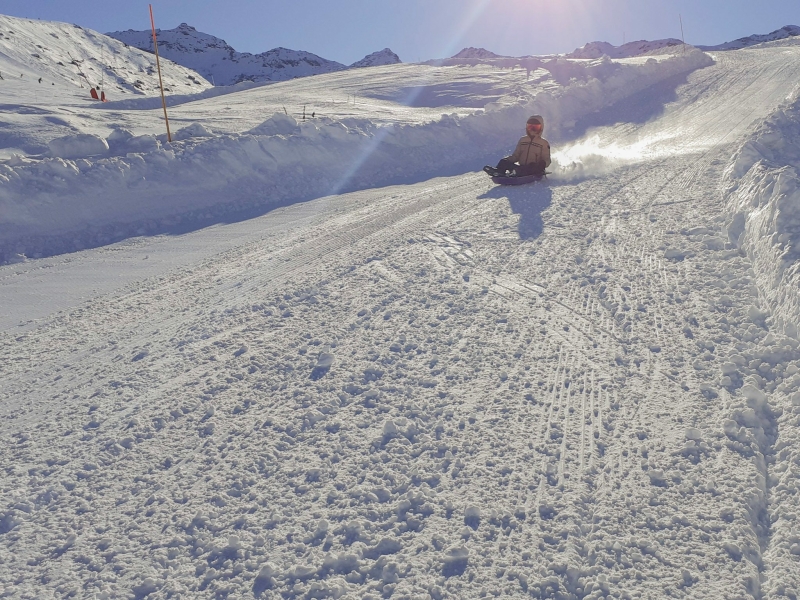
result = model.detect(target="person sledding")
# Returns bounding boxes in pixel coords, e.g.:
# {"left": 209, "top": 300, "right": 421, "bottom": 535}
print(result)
{"left": 484, "top": 115, "right": 551, "bottom": 177}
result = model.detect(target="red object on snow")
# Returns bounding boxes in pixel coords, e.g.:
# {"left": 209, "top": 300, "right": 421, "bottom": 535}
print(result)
{"left": 90, "top": 88, "right": 99, "bottom": 100}
{"left": 101, "top": 91, "right": 107, "bottom": 102}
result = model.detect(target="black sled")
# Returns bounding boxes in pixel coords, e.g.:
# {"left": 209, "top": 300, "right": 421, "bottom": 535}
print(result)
{"left": 483, "top": 166, "right": 548, "bottom": 186}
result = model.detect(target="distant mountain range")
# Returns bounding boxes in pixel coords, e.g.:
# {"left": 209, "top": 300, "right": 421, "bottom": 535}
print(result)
{"left": 567, "top": 25, "right": 800, "bottom": 58}
{"left": 107, "top": 23, "right": 401, "bottom": 86}
{"left": 697, "top": 25, "right": 800, "bottom": 51}
{"left": 566, "top": 39, "right": 684, "bottom": 59}
{"left": 2, "top": 10, "right": 797, "bottom": 100}
{"left": 452, "top": 24, "right": 800, "bottom": 62}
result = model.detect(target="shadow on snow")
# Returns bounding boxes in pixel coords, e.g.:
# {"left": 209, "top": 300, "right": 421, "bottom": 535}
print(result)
{"left": 478, "top": 180, "right": 553, "bottom": 241}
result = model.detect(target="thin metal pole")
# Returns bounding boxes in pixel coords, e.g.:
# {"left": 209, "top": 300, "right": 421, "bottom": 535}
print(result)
{"left": 150, "top": 4, "right": 172, "bottom": 142}
{"left": 679, "top": 14, "right": 686, "bottom": 52}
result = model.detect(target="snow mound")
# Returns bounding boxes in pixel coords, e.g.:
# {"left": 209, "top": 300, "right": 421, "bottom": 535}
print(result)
{"left": 0, "top": 48, "right": 713, "bottom": 263}
{"left": 723, "top": 86, "right": 800, "bottom": 338}
{"left": 247, "top": 113, "right": 302, "bottom": 137}
{"left": 172, "top": 122, "right": 214, "bottom": 141}
{"left": 106, "top": 129, "right": 160, "bottom": 154}
{"left": 0, "top": 14, "right": 211, "bottom": 97}
{"left": 699, "top": 25, "right": 800, "bottom": 51}
{"left": 350, "top": 48, "right": 401, "bottom": 68}
{"left": 107, "top": 23, "right": 347, "bottom": 85}
{"left": 48, "top": 134, "right": 109, "bottom": 159}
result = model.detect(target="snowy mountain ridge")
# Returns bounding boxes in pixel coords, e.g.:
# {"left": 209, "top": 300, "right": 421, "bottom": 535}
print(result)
{"left": 451, "top": 47, "right": 505, "bottom": 60}
{"left": 455, "top": 25, "right": 800, "bottom": 62}
{"left": 568, "top": 25, "right": 800, "bottom": 59}
{"left": 567, "top": 38, "right": 684, "bottom": 59}
{"left": 698, "top": 24, "right": 800, "bottom": 50}
{"left": 107, "top": 23, "right": 400, "bottom": 85}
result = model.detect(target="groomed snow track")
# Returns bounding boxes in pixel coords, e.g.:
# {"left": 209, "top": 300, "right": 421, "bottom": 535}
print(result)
{"left": 2, "top": 44, "right": 800, "bottom": 599}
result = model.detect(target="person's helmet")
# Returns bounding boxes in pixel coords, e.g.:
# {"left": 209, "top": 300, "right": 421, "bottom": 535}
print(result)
{"left": 526, "top": 115, "right": 544, "bottom": 135}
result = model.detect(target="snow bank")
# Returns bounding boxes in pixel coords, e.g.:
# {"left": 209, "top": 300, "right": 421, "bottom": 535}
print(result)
{"left": 720, "top": 92, "right": 800, "bottom": 594}
{"left": 0, "top": 49, "right": 713, "bottom": 263}
{"left": 723, "top": 86, "right": 800, "bottom": 338}
{"left": 47, "top": 134, "right": 109, "bottom": 159}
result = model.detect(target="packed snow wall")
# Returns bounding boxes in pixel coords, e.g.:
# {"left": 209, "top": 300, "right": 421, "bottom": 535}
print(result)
{"left": 723, "top": 86, "right": 800, "bottom": 339}
{"left": 0, "top": 49, "right": 713, "bottom": 263}
{"left": 720, "top": 85, "right": 800, "bottom": 597}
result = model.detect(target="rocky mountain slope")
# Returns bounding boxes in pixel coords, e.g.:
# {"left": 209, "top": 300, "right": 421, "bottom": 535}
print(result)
{"left": 698, "top": 24, "right": 800, "bottom": 50}
{"left": 451, "top": 47, "right": 505, "bottom": 60}
{"left": 350, "top": 48, "right": 401, "bottom": 68}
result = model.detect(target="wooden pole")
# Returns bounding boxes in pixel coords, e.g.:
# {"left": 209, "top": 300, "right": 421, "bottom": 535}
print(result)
{"left": 149, "top": 4, "right": 172, "bottom": 142}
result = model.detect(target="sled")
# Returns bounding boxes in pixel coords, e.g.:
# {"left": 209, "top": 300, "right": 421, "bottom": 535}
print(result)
{"left": 490, "top": 172, "right": 548, "bottom": 186}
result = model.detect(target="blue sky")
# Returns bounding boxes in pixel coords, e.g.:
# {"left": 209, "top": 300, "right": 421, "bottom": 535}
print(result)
{"left": 4, "top": 1, "right": 799, "bottom": 64}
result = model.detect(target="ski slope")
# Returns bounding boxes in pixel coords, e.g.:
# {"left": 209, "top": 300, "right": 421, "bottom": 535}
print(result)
{"left": 2, "top": 35, "right": 800, "bottom": 600}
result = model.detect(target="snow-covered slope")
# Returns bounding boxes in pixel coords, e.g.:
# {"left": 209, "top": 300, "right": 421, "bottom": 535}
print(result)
{"left": 350, "top": 48, "right": 401, "bottom": 68}
{"left": 107, "top": 23, "right": 349, "bottom": 85}
{"left": 0, "top": 14, "right": 211, "bottom": 97}
{"left": 699, "top": 24, "right": 800, "bottom": 50}
{"left": 567, "top": 38, "right": 684, "bottom": 59}
{"left": 4, "top": 36, "right": 800, "bottom": 600}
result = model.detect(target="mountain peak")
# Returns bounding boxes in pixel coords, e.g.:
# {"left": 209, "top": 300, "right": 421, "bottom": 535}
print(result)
{"left": 350, "top": 48, "right": 401, "bottom": 68}
{"left": 451, "top": 47, "right": 503, "bottom": 59}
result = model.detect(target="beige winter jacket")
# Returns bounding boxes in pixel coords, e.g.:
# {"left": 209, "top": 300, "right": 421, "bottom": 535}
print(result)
{"left": 505, "top": 118, "right": 551, "bottom": 168}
